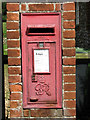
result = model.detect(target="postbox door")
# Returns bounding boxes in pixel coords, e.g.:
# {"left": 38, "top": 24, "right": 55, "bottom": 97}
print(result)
{"left": 27, "top": 41, "right": 56, "bottom": 104}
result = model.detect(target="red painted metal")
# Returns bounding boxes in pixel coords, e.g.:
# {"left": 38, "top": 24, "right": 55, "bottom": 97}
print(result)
{"left": 21, "top": 13, "right": 62, "bottom": 108}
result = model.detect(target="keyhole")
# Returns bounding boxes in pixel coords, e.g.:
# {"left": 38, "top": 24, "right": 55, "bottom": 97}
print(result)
{"left": 39, "top": 43, "right": 44, "bottom": 48}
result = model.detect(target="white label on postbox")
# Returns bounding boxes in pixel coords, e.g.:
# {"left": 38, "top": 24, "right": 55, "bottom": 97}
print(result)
{"left": 34, "top": 49, "right": 49, "bottom": 73}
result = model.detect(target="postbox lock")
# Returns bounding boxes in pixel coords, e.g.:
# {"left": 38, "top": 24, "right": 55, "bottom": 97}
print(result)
{"left": 39, "top": 43, "right": 44, "bottom": 48}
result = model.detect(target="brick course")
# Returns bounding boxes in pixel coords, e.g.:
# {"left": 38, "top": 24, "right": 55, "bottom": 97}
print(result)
{"left": 64, "top": 75, "right": 76, "bottom": 83}
{"left": 63, "top": 12, "right": 75, "bottom": 20}
{"left": 8, "top": 49, "right": 20, "bottom": 57}
{"left": 63, "top": 21, "right": 75, "bottom": 29}
{"left": 7, "top": 22, "right": 19, "bottom": 30}
{"left": 10, "top": 84, "right": 22, "bottom": 92}
{"left": 10, "top": 93, "right": 21, "bottom": 100}
{"left": 63, "top": 66, "right": 76, "bottom": 74}
{"left": 64, "top": 92, "right": 76, "bottom": 99}
{"left": 63, "top": 30, "right": 75, "bottom": 39}
{"left": 8, "top": 58, "right": 21, "bottom": 66}
{"left": 8, "top": 75, "right": 21, "bottom": 83}
{"left": 10, "top": 109, "right": 22, "bottom": 117}
{"left": 28, "top": 4, "right": 54, "bottom": 11}
{"left": 63, "top": 58, "right": 76, "bottom": 65}
{"left": 7, "top": 31, "right": 19, "bottom": 39}
{"left": 7, "top": 3, "right": 19, "bottom": 11}
{"left": 7, "top": 40, "right": 20, "bottom": 48}
{"left": 63, "top": 3, "right": 75, "bottom": 11}
{"left": 10, "top": 101, "right": 19, "bottom": 108}
{"left": 55, "top": 3, "right": 61, "bottom": 11}
{"left": 64, "top": 109, "right": 76, "bottom": 116}
{"left": 23, "top": 110, "right": 30, "bottom": 117}
{"left": 31, "top": 109, "right": 63, "bottom": 117}
{"left": 63, "top": 48, "right": 76, "bottom": 56}
{"left": 64, "top": 84, "right": 76, "bottom": 91}
{"left": 8, "top": 67, "right": 21, "bottom": 74}
{"left": 21, "top": 4, "right": 26, "bottom": 11}
{"left": 64, "top": 100, "right": 76, "bottom": 108}
{"left": 63, "top": 40, "right": 75, "bottom": 47}
{"left": 7, "top": 13, "right": 19, "bottom": 21}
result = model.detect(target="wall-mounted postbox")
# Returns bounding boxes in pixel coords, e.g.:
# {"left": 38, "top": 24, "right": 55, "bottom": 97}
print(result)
{"left": 21, "top": 13, "right": 62, "bottom": 108}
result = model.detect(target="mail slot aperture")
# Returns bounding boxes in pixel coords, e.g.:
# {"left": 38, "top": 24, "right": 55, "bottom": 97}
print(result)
{"left": 29, "top": 28, "right": 54, "bottom": 33}
{"left": 26, "top": 25, "right": 55, "bottom": 36}
{"left": 21, "top": 13, "right": 62, "bottom": 108}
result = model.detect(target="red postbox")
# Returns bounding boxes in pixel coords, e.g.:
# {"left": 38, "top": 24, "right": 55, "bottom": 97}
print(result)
{"left": 21, "top": 13, "right": 62, "bottom": 108}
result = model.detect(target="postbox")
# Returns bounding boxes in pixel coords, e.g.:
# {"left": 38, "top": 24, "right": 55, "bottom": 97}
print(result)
{"left": 21, "top": 13, "right": 62, "bottom": 108}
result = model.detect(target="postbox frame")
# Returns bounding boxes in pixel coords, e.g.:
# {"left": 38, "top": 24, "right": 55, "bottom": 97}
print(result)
{"left": 21, "top": 13, "right": 62, "bottom": 108}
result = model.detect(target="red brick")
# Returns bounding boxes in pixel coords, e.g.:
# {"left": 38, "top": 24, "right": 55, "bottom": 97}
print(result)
{"left": 8, "top": 58, "right": 21, "bottom": 66}
{"left": 10, "top": 93, "right": 21, "bottom": 100}
{"left": 10, "top": 84, "right": 22, "bottom": 92}
{"left": 21, "top": 4, "right": 26, "bottom": 11}
{"left": 64, "top": 109, "right": 76, "bottom": 116}
{"left": 31, "top": 109, "right": 62, "bottom": 117}
{"left": 64, "top": 100, "right": 76, "bottom": 108}
{"left": 10, "top": 109, "right": 22, "bottom": 117}
{"left": 63, "top": 58, "right": 76, "bottom": 65}
{"left": 64, "top": 75, "right": 76, "bottom": 82}
{"left": 63, "top": 3, "right": 75, "bottom": 11}
{"left": 7, "top": 13, "right": 19, "bottom": 21}
{"left": 8, "top": 49, "right": 20, "bottom": 57}
{"left": 64, "top": 92, "right": 76, "bottom": 99}
{"left": 63, "top": 40, "right": 75, "bottom": 47}
{"left": 64, "top": 84, "right": 76, "bottom": 91}
{"left": 7, "top": 40, "right": 20, "bottom": 48}
{"left": 7, "top": 3, "right": 19, "bottom": 11}
{"left": 23, "top": 110, "right": 30, "bottom": 117}
{"left": 8, "top": 75, "right": 21, "bottom": 83}
{"left": 7, "top": 22, "right": 19, "bottom": 30}
{"left": 63, "top": 49, "right": 76, "bottom": 56}
{"left": 7, "top": 31, "right": 19, "bottom": 39}
{"left": 10, "top": 101, "right": 18, "bottom": 108}
{"left": 63, "top": 21, "right": 75, "bottom": 29}
{"left": 63, "top": 30, "right": 75, "bottom": 39}
{"left": 8, "top": 67, "right": 21, "bottom": 74}
{"left": 28, "top": 4, "right": 54, "bottom": 11}
{"left": 63, "top": 66, "right": 76, "bottom": 74}
{"left": 63, "top": 12, "right": 75, "bottom": 20}
{"left": 55, "top": 4, "right": 61, "bottom": 11}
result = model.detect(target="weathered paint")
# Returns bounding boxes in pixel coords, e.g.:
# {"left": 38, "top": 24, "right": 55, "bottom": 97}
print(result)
{"left": 21, "top": 13, "right": 62, "bottom": 108}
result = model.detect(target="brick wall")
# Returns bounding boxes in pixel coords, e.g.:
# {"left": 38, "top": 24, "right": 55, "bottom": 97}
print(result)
{"left": 7, "top": 2, "right": 76, "bottom": 119}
